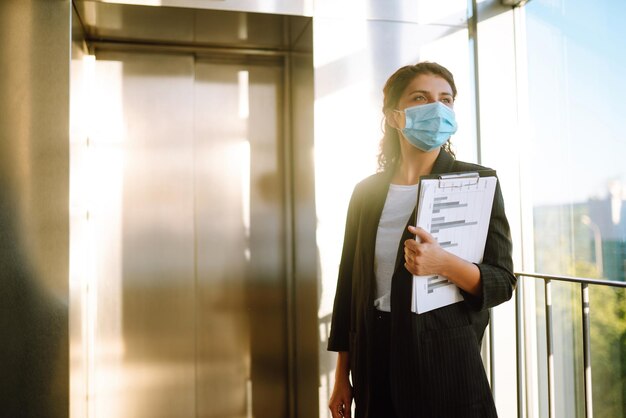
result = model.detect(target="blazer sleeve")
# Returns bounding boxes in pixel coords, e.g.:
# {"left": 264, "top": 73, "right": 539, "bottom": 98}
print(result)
{"left": 327, "top": 185, "right": 361, "bottom": 352}
{"left": 461, "top": 179, "right": 517, "bottom": 311}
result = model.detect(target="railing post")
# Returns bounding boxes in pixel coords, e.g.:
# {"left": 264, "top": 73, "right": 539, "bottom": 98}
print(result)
{"left": 545, "top": 278, "right": 555, "bottom": 418}
{"left": 581, "top": 282, "right": 593, "bottom": 418}
{"left": 515, "top": 275, "right": 525, "bottom": 418}
{"left": 510, "top": 272, "right": 626, "bottom": 418}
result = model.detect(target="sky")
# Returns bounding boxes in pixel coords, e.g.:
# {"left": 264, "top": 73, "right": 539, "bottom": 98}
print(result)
{"left": 525, "top": 0, "right": 626, "bottom": 205}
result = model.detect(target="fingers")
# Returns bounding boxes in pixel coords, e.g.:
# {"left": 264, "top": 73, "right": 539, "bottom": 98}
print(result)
{"left": 342, "top": 402, "right": 352, "bottom": 418}
{"left": 404, "top": 226, "right": 442, "bottom": 276}
{"left": 329, "top": 402, "right": 350, "bottom": 418}
{"left": 403, "top": 237, "right": 417, "bottom": 273}
{"left": 409, "top": 225, "right": 435, "bottom": 243}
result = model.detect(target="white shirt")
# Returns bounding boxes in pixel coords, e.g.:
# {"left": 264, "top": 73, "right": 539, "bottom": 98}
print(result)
{"left": 374, "top": 183, "right": 418, "bottom": 312}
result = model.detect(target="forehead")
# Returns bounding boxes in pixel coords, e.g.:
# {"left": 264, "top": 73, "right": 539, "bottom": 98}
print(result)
{"left": 402, "top": 73, "right": 453, "bottom": 96}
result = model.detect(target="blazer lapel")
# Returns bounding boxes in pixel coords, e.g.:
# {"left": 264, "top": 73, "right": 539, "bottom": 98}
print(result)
{"left": 360, "top": 170, "right": 394, "bottom": 309}
{"left": 361, "top": 170, "right": 394, "bottom": 243}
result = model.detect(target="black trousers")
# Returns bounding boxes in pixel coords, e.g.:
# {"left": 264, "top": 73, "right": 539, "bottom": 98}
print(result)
{"left": 369, "top": 310, "right": 399, "bottom": 418}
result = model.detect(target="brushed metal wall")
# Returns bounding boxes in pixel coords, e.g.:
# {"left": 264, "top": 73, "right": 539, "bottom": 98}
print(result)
{"left": 0, "top": 0, "right": 71, "bottom": 417}
{"left": 73, "top": 0, "right": 308, "bottom": 50}
{"left": 0, "top": 1, "right": 70, "bottom": 417}
{"left": 83, "top": 0, "right": 312, "bottom": 16}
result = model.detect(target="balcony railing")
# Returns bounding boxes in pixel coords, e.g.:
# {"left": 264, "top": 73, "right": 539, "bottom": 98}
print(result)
{"left": 513, "top": 272, "right": 626, "bottom": 418}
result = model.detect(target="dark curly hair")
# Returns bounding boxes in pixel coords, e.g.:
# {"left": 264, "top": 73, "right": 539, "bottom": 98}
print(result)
{"left": 377, "top": 62, "right": 457, "bottom": 172}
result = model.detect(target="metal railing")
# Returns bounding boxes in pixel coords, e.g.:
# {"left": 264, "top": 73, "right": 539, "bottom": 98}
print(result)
{"left": 514, "top": 272, "right": 626, "bottom": 418}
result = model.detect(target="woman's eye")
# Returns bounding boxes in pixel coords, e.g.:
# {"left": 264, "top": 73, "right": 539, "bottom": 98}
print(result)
{"left": 412, "top": 96, "right": 426, "bottom": 102}
{"left": 441, "top": 98, "right": 452, "bottom": 104}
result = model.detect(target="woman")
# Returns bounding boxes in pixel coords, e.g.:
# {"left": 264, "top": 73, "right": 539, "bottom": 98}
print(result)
{"left": 327, "top": 62, "right": 516, "bottom": 418}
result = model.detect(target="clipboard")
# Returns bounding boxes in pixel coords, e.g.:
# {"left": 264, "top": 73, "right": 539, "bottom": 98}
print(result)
{"left": 411, "top": 170, "right": 497, "bottom": 314}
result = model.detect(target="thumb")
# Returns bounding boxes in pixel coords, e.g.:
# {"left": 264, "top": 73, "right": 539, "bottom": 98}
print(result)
{"left": 409, "top": 225, "right": 435, "bottom": 243}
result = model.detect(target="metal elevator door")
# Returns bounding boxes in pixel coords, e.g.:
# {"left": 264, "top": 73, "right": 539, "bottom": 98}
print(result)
{"left": 194, "top": 59, "right": 288, "bottom": 418}
{"left": 80, "top": 50, "right": 288, "bottom": 418}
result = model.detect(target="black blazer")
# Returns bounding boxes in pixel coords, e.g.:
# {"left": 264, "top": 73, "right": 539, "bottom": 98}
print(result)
{"left": 327, "top": 150, "right": 516, "bottom": 418}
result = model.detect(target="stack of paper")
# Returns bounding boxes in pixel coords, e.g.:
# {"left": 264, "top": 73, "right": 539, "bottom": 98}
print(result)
{"left": 411, "top": 172, "right": 497, "bottom": 314}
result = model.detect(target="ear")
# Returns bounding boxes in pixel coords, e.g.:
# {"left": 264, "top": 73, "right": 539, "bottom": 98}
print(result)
{"left": 386, "top": 109, "right": 404, "bottom": 130}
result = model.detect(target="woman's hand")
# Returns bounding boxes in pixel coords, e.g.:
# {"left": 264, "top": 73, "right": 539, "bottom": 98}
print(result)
{"left": 403, "top": 226, "right": 448, "bottom": 276}
{"left": 329, "top": 376, "right": 353, "bottom": 418}
{"left": 404, "top": 225, "right": 483, "bottom": 296}
{"left": 329, "top": 351, "right": 353, "bottom": 418}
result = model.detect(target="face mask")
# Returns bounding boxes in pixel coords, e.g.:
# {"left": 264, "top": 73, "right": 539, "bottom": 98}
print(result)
{"left": 395, "top": 101, "right": 458, "bottom": 152}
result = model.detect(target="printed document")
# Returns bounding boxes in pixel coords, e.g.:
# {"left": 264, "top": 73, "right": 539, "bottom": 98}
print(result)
{"left": 411, "top": 173, "right": 497, "bottom": 314}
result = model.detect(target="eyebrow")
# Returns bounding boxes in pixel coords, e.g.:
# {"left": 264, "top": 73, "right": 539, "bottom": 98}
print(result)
{"left": 407, "top": 90, "right": 453, "bottom": 96}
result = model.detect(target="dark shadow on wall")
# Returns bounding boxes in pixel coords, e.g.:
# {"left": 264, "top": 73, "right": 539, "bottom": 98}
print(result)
{"left": 0, "top": 189, "right": 68, "bottom": 417}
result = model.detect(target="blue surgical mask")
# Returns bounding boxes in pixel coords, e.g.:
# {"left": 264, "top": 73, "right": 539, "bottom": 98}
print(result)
{"left": 395, "top": 102, "right": 458, "bottom": 152}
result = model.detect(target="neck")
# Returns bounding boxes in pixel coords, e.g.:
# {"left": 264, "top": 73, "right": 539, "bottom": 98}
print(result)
{"left": 392, "top": 146, "right": 441, "bottom": 185}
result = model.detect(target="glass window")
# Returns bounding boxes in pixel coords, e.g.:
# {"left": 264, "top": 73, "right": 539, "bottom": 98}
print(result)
{"left": 524, "top": 1, "right": 626, "bottom": 416}
{"left": 525, "top": 0, "right": 626, "bottom": 283}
